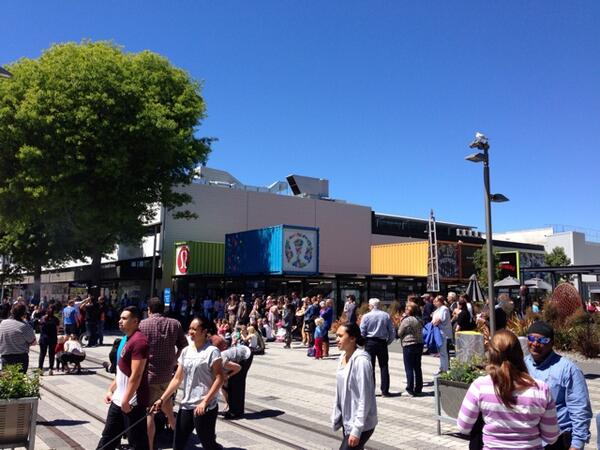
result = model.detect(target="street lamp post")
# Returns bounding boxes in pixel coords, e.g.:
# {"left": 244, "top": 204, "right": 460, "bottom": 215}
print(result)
{"left": 466, "top": 133, "right": 509, "bottom": 337}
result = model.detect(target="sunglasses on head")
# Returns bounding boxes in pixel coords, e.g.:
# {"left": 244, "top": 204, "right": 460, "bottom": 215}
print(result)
{"left": 527, "top": 335, "right": 551, "bottom": 345}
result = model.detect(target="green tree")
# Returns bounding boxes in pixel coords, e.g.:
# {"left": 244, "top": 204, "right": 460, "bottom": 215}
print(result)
{"left": 472, "top": 247, "right": 501, "bottom": 288}
{"left": 0, "top": 41, "right": 212, "bottom": 297}
{"left": 545, "top": 247, "right": 571, "bottom": 267}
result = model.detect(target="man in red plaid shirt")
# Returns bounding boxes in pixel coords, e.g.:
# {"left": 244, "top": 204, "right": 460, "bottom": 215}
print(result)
{"left": 139, "top": 297, "right": 188, "bottom": 450}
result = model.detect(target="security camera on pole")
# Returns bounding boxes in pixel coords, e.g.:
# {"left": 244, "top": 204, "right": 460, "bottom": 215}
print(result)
{"left": 465, "top": 132, "right": 509, "bottom": 337}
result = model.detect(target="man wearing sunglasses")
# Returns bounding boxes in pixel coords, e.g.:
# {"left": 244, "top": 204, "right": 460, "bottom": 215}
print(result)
{"left": 524, "top": 321, "right": 592, "bottom": 450}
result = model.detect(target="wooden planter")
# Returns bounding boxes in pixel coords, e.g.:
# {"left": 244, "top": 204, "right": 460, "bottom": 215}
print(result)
{"left": 0, "top": 397, "right": 38, "bottom": 450}
{"left": 434, "top": 376, "right": 470, "bottom": 435}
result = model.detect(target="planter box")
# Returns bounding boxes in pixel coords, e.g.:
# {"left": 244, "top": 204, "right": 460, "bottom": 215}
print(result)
{"left": 438, "top": 378, "right": 469, "bottom": 419}
{"left": 434, "top": 376, "right": 470, "bottom": 435}
{"left": 0, "top": 397, "right": 38, "bottom": 450}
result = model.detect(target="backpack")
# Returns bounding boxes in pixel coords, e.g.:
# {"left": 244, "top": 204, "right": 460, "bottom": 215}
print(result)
{"left": 253, "top": 332, "right": 266, "bottom": 355}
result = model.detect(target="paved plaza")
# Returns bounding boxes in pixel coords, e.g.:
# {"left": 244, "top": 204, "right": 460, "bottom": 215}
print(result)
{"left": 29, "top": 334, "right": 600, "bottom": 450}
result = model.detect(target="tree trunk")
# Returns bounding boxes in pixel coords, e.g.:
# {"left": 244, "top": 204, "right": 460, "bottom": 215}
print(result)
{"left": 33, "top": 265, "right": 42, "bottom": 303}
{"left": 89, "top": 250, "right": 102, "bottom": 297}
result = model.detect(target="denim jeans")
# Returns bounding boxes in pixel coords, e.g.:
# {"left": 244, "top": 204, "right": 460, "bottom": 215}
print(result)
{"left": 402, "top": 343, "right": 423, "bottom": 394}
{"left": 439, "top": 337, "right": 451, "bottom": 372}
{"left": 596, "top": 412, "right": 600, "bottom": 449}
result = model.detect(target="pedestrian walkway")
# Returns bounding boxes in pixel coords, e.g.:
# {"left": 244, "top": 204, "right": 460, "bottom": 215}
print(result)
{"left": 30, "top": 334, "right": 600, "bottom": 449}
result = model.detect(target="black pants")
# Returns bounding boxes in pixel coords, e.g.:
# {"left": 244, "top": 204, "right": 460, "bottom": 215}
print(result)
{"left": 227, "top": 353, "right": 254, "bottom": 416}
{"left": 38, "top": 339, "right": 57, "bottom": 371}
{"left": 1, "top": 353, "right": 29, "bottom": 373}
{"left": 544, "top": 431, "right": 571, "bottom": 450}
{"left": 64, "top": 324, "right": 77, "bottom": 336}
{"left": 86, "top": 321, "right": 98, "bottom": 347}
{"left": 339, "top": 428, "right": 374, "bottom": 450}
{"left": 402, "top": 343, "right": 423, "bottom": 394}
{"left": 96, "top": 402, "right": 149, "bottom": 450}
{"left": 284, "top": 326, "right": 293, "bottom": 347}
{"left": 364, "top": 338, "right": 390, "bottom": 394}
{"left": 307, "top": 321, "right": 316, "bottom": 347}
{"left": 174, "top": 406, "right": 220, "bottom": 450}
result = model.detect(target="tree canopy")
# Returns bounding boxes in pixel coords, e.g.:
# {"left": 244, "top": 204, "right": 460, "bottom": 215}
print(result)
{"left": 545, "top": 246, "right": 571, "bottom": 267}
{"left": 472, "top": 247, "right": 501, "bottom": 288}
{"left": 0, "top": 41, "right": 212, "bottom": 296}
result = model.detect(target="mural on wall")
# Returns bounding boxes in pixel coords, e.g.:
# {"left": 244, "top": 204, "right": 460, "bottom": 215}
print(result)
{"left": 282, "top": 229, "right": 318, "bottom": 273}
{"left": 438, "top": 243, "right": 459, "bottom": 278}
{"left": 520, "top": 252, "right": 545, "bottom": 280}
{"left": 225, "top": 235, "right": 243, "bottom": 274}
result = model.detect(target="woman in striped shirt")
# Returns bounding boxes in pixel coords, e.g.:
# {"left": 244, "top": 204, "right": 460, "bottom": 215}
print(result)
{"left": 457, "top": 329, "right": 559, "bottom": 449}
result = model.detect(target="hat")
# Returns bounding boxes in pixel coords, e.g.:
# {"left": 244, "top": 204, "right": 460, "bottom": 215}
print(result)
{"left": 527, "top": 321, "right": 554, "bottom": 340}
{"left": 421, "top": 293, "right": 430, "bottom": 298}
{"left": 368, "top": 298, "right": 380, "bottom": 307}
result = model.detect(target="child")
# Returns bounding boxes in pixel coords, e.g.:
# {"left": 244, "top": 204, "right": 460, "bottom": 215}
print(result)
{"left": 54, "top": 335, "right": 67, "bottom": 372}
{"left": 243, "top": 325, "right": 258, "bottom": 350}
{"left": 313, "top": 317, "right": 325, "bottom": 359}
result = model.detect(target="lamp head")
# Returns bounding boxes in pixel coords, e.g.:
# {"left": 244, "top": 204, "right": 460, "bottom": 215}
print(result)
{"left": 469, "top": 132, "right": 490, "bottom": 151}
{"left": 490, "top": 193, "right": 509, "bottom": 203}
{"left": 465, "top": 152, "right": 487, "bottom": 163}
{"left": 0, "top": 66, "right": 12, "bottom": 78}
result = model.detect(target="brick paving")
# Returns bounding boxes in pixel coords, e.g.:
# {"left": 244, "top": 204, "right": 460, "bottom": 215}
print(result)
{"left": 28, "top": 334, "right": 600, "bottom": 449}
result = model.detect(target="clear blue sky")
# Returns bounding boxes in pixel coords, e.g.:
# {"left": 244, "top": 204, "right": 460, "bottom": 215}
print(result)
{"left": 5, "top": 1, "right": 600, "bottom": 233}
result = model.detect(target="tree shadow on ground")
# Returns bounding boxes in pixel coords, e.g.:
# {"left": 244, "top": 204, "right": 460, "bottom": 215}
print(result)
{"left": 37, "top": 419, "right": 89, "bottom": 427}
{"left": 242, "top": 409, "right": 285, "bottom": 420}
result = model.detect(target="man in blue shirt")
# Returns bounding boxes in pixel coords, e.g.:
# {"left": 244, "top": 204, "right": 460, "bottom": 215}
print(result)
{"left": 524, "top": 321, "right": 592, "bottom": 450}
{"left": 63, "top": 299, "right": 78, "bottom": 336}
{"left": 360, "top": 298, "right": 396, "bottom": 397}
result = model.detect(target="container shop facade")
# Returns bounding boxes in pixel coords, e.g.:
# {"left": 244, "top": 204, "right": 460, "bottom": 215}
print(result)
{"left": 170, "top": 224, "right": 429, "bottom": 313}
{"left": 169, "top": 220, "right": 545, "bottom": 315}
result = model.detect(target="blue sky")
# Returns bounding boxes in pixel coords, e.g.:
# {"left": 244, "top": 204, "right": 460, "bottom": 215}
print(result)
{"left": 5, "top": 1, "right": 600, "bottom": 233}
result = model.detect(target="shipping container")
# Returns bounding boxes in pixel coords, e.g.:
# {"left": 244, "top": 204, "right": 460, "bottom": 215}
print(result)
{"left": 371, "top": 241, "right": 428, "bottom": 276}
{"left": 225, "top": 225, "right": 319, "bottom": 275}
{"left": 371, "top": 240, "right": 484, "bottom": 279}
{"left": 174, "top": 241, "right": 224, "bottom": 276}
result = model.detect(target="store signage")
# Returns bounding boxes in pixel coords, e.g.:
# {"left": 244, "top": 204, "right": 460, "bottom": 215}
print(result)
{"left": 176, "top": 245, "right": 189, "bottom": 275}
{"left": 164, "top": 288, "right": 171, "bottom": 307}
{"left": 498, "top": 252, "right": 518, "bottom": 279}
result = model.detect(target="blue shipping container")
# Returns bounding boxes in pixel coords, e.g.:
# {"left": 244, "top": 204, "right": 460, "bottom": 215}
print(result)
{"left": 225, "top": 225, "right": 319, "bottom": 275}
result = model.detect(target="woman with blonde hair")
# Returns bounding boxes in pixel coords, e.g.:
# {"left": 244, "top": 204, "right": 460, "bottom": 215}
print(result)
{"left": 457, "top": 329, "right": 559, "bottom": 449}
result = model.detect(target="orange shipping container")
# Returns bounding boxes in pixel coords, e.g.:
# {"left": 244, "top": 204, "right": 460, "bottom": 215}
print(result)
{"left": 371, "top": 241, "right": 428, "bottom": 276}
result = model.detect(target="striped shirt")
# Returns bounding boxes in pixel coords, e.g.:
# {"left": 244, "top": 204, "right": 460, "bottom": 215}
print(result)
{"left": 0, "top": 318, "right": 36, "bottom": 355}
{"left": 457, "top": 374, "right": 560, "bottom": 449}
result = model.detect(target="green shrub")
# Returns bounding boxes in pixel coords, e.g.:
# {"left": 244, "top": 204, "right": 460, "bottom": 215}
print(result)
{"left": 440, "top": 357, "right": 486, "bottom": 384}
{"left": 0, "top": 365, "right": 41, "bottom": 399}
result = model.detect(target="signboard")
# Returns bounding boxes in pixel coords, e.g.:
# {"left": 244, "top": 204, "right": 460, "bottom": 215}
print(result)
{"left": 175, "top": 245, "right": 190, "bottom": 275}
{"left": 498, "top": 252, "right": 518, "bottom": 279}
{"left": 164, "top": 287, "right": 171, "bottom": 307}
{"left": 282, "top": 228, "right": 318, "bottom": 273}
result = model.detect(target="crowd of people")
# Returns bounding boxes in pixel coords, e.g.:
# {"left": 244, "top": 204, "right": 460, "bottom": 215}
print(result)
{"left": 1, "top": 288, "right": 600, "bottom": 450}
